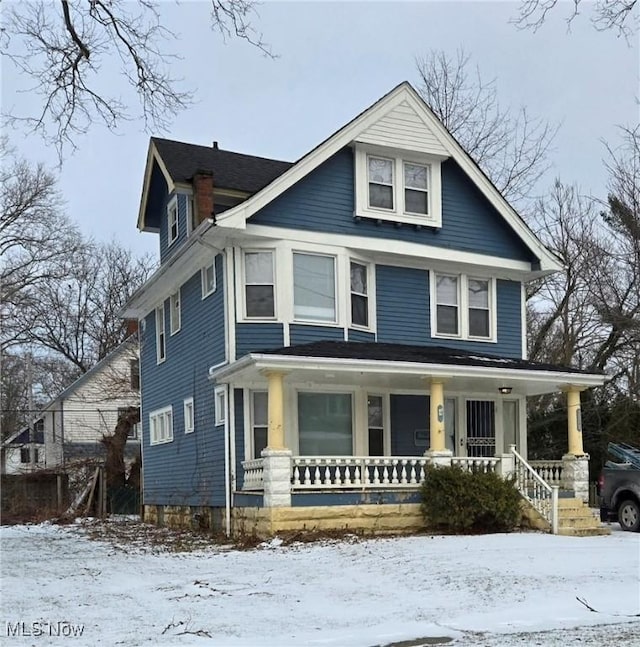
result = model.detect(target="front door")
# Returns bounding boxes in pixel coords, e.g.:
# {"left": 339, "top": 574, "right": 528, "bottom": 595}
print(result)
{"left": 465, "top": 400, "right": 496, "bottom": 457}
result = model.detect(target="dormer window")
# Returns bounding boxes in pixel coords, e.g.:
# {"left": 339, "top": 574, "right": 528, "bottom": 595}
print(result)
{"left": 355, "top": 146, "right": 442, "bottom": 227}
{"left": 167, "top": 196, "right": 178, "bottom": 246}
{"left": 404, "top": 162, "right": 429, "bottom": 215}
{"left": 368, "top": 157, "right": 394, "bottom": 210}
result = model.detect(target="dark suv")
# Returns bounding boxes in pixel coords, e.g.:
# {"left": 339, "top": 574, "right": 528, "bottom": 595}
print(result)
{"left": 598, "top": 443, "right": 640, "bottom": 533}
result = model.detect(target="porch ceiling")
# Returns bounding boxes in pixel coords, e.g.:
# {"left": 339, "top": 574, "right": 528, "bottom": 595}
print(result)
{"left": 210, "top": 342, "right": 605, "bottom": 397}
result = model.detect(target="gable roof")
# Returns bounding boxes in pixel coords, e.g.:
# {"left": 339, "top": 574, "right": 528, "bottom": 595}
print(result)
{"left": 151, "top": 138, "right": 292, "bottom": 191}
{"left": 137, "top": 139, "right": 292, "bottom": 230}
{"left": 212, "top": 82, "right": 562, "bottom": 273}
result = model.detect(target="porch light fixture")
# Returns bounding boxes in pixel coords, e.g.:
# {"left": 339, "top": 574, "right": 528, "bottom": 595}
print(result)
{"left": 498, "top": 386, "right": 512, "bottom": 395}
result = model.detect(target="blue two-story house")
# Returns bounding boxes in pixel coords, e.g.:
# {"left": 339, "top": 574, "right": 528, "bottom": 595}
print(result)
{"left": 123, "top": 83, "right": 605, "bottom": 537}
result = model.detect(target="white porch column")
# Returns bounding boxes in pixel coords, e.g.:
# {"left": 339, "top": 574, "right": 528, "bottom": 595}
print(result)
{"left": 261, "top": 370, "right": 291, "bottom": 508}
{"left": 425, "top": 378, "right": 452, "bottom": 466}
{"left": 562, "top": 386, "right": 590, "bottom": 503}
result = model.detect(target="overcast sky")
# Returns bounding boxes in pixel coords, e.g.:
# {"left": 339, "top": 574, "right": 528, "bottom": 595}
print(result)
{"left": 3, "top": 1, "right": 638, "bottom": 258}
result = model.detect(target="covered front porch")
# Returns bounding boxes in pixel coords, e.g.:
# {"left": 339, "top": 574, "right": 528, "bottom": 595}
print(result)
{"left": 211, "top": 342, "right": 604, "bottom": 534}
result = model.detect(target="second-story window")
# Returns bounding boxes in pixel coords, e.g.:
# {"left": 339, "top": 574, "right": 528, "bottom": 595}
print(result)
{"left": 293, "top": 252, "right": 336, "bottom": 323}
{"left": 350, "top": 261, "right": 369, "bottom": 328}
{"left": 244, "top": 251, "right": 275, "bottom": 318}
{"left": 435, "top": 274, "right": 459, "bottom": 336}
{"left": 155, "top": 304, "right": 166, "bottom": 363}
{"left": 167, "top": 196, "right": 178, "bottom": 246}
{"left": 433, "top": 273, "right": 495, "bottom": 341}
{"left": 170, "top": 290, "right": 181, "bottom": 334}
{"left": 468, "top": 278, "right": 490, "bottom": 339}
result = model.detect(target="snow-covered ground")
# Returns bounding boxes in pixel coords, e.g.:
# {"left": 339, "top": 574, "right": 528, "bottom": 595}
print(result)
{"left": 1, "top": 519, "right": 639, "bottom": 646}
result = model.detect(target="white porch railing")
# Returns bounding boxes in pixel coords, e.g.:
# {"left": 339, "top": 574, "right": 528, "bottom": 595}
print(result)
{"left": 241, "top": 458, "right": 265, "bottom": 490}
{"left": 512, "top": 447, "right": 559, "bottom": 534}
{"left": 291, "top": 456, "right": 430, "bottom": 490}
{"left": 451, "top": 456, "right": 500, "bottom": 473}
{"left": 529, "top": 460, "right": 563, "bottom": 486}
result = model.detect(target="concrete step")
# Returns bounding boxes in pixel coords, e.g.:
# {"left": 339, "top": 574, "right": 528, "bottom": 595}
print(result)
{"left": 558, "top": 526, "right": 611, "bottom": 537}
{"left": 558, "top": 515, "right": 605, "bottom": 529}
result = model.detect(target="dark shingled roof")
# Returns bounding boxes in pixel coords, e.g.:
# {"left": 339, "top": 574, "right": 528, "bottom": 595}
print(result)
{"left": 152, "top": 137, "right": 293, "bottom": 193}
{"left": 252, "top": 341, "right": 599, "bottom": 375}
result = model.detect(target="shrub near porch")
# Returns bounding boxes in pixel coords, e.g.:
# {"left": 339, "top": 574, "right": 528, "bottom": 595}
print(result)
{"left": 421, "top": 465, "right": 522, "bottom": 533}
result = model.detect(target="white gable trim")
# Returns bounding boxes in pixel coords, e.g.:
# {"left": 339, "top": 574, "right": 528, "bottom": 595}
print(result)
{"left": 137, "top": 141, "right": 176, "bottom": 232}
{"left": 214, "top": 82, "right": 561, "bottom": 273}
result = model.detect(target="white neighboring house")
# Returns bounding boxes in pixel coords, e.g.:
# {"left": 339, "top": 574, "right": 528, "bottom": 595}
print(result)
{"left": 1, "top": 338, "right": 141, "bottom": 474}
{"left": 1, "top": 423, "right": 46, "bottom": 474}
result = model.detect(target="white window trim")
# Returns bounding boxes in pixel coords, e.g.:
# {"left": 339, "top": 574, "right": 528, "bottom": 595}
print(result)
{"left": 292, "top": 250, "right": 338, "bottom": 325}
{"left": 169, "top": 289, "right": 181, "bottom": 335}
{"left": 149, "top": 405, "right": 173, "bottom": 446}
{"left": 183, "top": 397, "right": 194, "bottom": 434}
{"left": 167, "top": 195, "right": 178, "bottom": 246}
{"left": 354, "top": 146, "right": 442, "bottom": 228}
{"left": 155, "top": 304, "right": 166, "bottom": 364}
{"left": 250, "top": 390, "right": 268, "bottom": 459}
{"left": 241, "top": 249, "right": 276, "bottom": 320}
{"left": 430, "top": 272, "right": 497, "bottom": 342}
{"left": 348, "top": 259, "right": 374, "bottom": 331}
{"left": 214, "top": 385, "right": 228, "bottom": 426}
{"left": 201, "top": 258, "right": 217, "bottom": 299}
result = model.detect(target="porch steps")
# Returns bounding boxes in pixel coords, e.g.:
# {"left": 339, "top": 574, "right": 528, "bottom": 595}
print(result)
{"left": 556, "top": 498, "right": 610, "bottom": 537}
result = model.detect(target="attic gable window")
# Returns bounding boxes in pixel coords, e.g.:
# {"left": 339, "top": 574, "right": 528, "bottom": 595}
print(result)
{"left": 355, "top": 147, "right": 442, "bottom": 227}
{"left": 167, "top": 196, "right": 178, "bottom": 246}
{"left": 368, "top": 157, "right": 394, "bottom": 210}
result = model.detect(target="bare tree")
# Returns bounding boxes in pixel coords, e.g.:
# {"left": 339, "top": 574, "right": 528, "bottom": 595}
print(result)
{"left": 513, "top": 0, "right": 638, "bottom": 36}
{"left": 414, "top": 49, "right": 557, "bottom": 205}
{"left": 0, "top": 144, "right": 82, "bottom": 346}
{"left": 2, "top": 1, "right": 272, "bottom": 157}
{"left": 11, "top": 241, "right": 154, "bottom": 373}
{"left": 527, "top": 181, "right": 605, "bottom": 367}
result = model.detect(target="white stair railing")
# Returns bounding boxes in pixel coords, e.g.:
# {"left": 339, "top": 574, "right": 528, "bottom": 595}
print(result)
{"left": 511, "top": 446, "right": 559, "bottom": 534}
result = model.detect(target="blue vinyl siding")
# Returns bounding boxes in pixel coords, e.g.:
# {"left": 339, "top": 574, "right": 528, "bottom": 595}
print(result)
{"left": 376, "top": 266, "right": 430, "bottom": 346}
{"left": 348, "top": 329, "right": 375, "bottom": 342}
{"left": 376, "top": 266, "right": 522, "bottom": 358}
{"left": 250, "top": 148, "right": 535, "bottom": 263}
{"left": 141, "top": 255, "right": 226, "bottom": 507}
{"left": 390, "top": 395, "right": 429, "bottom": 457}
{"left": 235, "top": 323, "right": 284, "bottom": 358}
{"left": 289, "top": 324, "right": 344, "bottom": 346}
{"left": 160, "top": 193, "right": 190, "bottom": 264}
